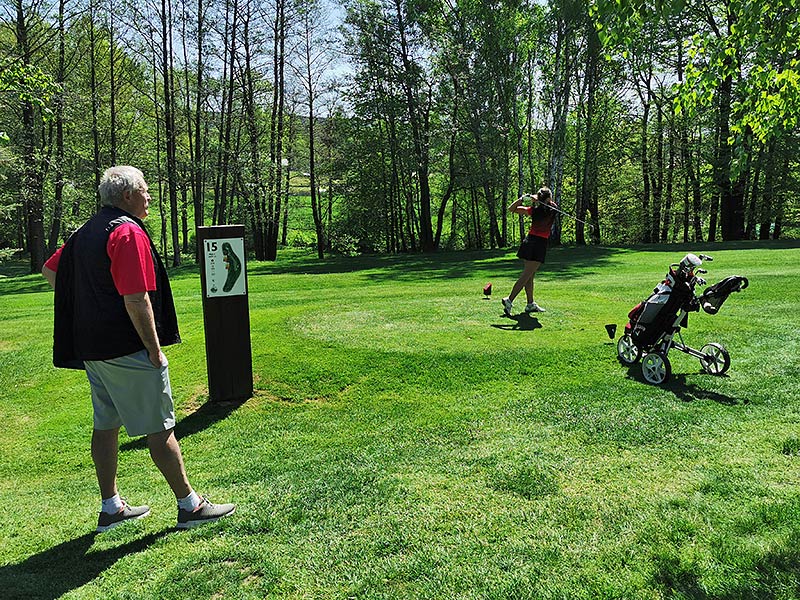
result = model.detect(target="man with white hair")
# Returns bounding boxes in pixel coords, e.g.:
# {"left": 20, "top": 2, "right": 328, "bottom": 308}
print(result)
{"left": 42, "top": 166, "right": 235, "bottom": 532}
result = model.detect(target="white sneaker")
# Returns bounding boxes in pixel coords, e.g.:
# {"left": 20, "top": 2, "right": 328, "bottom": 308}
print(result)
{"left": 501, "top": 297, "right": 513, "bottom": 317}
{"left": 525, "top": 302, "right": 545, "bottom": 313}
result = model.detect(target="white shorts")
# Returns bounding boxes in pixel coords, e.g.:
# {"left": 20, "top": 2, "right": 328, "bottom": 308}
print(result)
{"left": 84, "top": 349, "right": 176, "bottom": 437}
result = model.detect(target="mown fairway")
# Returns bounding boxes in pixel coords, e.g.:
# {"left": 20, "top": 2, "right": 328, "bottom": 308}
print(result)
{"left": 1, "top": 241, "right": 799, "bottom": 599}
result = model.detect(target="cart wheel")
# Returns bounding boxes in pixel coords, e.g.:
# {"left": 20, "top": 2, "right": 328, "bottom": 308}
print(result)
{"left": 699, "top": 342, "right": 730, "bottom": 375}
{"left": 642, "top": 352, "right": 671, "bottom": 385}
{"left": 617, "top": 334, "right": 641, "bottom": 365}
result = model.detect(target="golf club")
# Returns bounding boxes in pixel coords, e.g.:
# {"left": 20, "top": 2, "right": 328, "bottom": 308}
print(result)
{"left": 519, "top": 193, "right": 595, "bottom": 232}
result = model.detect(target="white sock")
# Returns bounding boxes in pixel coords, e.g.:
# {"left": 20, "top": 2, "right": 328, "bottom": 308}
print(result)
{"left": 101, "top": 494, "right": 124, "bottom": 514}
{"left": 177, "top": 490, "right": 201, "bottom": 511}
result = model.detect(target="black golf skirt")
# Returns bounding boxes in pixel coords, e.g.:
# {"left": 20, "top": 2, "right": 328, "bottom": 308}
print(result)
{"left": 516, "top": 234, "right": 548, "bottom": 263}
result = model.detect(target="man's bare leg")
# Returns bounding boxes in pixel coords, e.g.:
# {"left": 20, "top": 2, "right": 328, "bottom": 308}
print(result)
{"left": 147, "top": 429, "right": 192, "bottom": 499}
{"left": 92, "top": 428, "right": 120, "bottom": 500}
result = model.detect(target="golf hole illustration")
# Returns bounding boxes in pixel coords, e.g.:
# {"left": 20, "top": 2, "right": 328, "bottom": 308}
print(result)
{"left": 222, "top": 242, "right": 242, "bottom": 292}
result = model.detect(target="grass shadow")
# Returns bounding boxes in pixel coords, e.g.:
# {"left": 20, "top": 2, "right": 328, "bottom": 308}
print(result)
{"left": 623, "top": 362, "right": 742, "bottom": 405}
{"left": 653, "top": 553, "right": 710, "bottom": 600}
{"left": 241, "top": 238, "right": 800, "bottom": 285}
{"left": 490, "top": 313, "right": 543, "bottom": 331}
{"left": 10, "top": 239, "right": 798, "bottom": 292}
{"left": 119, "top": 399, "right": 245, "bottom": 451}
{"left": 0, "top": 274, "right": 52, "bottom": 295}
{"left": 245, "top": 246, "right": 627, "bottom": 283}
{"left": 663, "top": 374, "right": 742, "bottom": 405}
{"left": 0, "top": 530, "right": 169, "bottom": 600}
{"left": 653, "top": 529, "right": 800, "bottom": 599}
{"left": 0, "top": 260, "right": 30, "bottom": 278}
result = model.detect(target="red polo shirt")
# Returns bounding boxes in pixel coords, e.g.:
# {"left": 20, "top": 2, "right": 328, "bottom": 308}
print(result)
{"left": 44, "top": 222, "right": 156, "bottom": 295}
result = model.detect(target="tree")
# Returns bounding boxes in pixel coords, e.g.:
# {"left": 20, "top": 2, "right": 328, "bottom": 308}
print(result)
{"left": 592, "top": 0, "right": 800, "bottom": 241}
{"left": 291, "top": 0, "right": 336, "bottom": 259}
{"left": 7, "top": 0, "right": 55, "bottom": 272}
{"left": 47, "top": 0, "right": 67, "bottom": 253}
{"left": 542, "top": 0, "right": 582, "bottom": 246}
{"left": 264, "top": 0, "right": 288, "bottom": 261}
{"left": 343, "top": 0, "right": 437, "bottom": 252}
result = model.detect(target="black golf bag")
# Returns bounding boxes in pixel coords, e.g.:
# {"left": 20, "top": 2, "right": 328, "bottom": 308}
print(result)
{"left": 625, "top": 268, "right": 697, "bottom": 349}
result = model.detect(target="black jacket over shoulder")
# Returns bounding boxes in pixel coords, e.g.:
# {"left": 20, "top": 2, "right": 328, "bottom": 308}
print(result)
{"left": 53, "top": 206, "right": 181, "bottom": 369}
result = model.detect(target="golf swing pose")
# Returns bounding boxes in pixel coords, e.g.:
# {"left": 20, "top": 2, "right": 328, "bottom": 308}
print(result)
{"left": 42, "top": 166, "right": 235, "bottom": 532}
{"left": 501, "top": 187, "right": 557, "bottom": 317}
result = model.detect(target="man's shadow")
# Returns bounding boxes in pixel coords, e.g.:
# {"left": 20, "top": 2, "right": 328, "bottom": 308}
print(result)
{"left": 1, "top": 530, "right": 169, "bottom": 600}
{"left": 491, "top": 313, "right": 543, "bottom": 331}
{"left": 119, "top": 399, "right": 245, "bottom": 451}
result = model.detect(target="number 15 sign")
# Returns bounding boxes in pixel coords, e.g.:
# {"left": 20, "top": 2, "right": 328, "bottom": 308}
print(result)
{"left": 203, "top": 237, "right": 247, "bottom": 297}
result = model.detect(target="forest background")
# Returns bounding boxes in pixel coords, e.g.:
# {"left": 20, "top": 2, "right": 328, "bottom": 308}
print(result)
{"left": 1, "top": 0, "right": 799, "bottom": 274}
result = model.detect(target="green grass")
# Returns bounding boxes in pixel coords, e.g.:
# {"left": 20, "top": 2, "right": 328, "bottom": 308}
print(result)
{"left": 1, "top": 240, "right": 800, "bottom": 599}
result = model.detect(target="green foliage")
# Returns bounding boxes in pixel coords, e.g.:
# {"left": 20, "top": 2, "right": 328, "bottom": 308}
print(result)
{"left": 726, "top": 0, "right": 800, "bottom": 143}
{"left": 592, "top": 0, "right": 800, "bottom": 146}
{"left": 288, "top": 230, "right": 316, "bottom": 249}
{"left": 327, "top": 230, "right": 362, "bottom": 255}
{"left": 0, "top": 246, "right": 20, "bottom": 261}
{"left": 0, "top": 58, "right": 57, "bottom": 120}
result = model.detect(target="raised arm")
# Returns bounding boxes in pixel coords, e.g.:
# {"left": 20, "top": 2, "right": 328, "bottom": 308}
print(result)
{"left": 508, "top": 195, "right": 534, "bottom": 216}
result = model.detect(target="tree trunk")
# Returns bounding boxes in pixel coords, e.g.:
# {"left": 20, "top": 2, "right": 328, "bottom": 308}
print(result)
{"left": 676, "top": 36, "right": 703, "bottom": 243}
{"left": 184, "top": 0, "right": 206, "bottom": 261}
{"left": 282, "top": 112, "right": 296, "bottom": 248}
{"left": 546, "top": 19, "right": 571, "bottom": 247}
{"left": 181, "top": 185, "right": 188, "bottom": 252}
{"left": 577, "top": 22, "right": 600, "bottom": 245}
{"left": 772, "top": 150, "right": 789, "bottom": 239}
{"left": 745, "top": 145, "right": 763, "bottom": 239}
{"left": 241, "top": 0, "right": 265, "bottom": 259}
{"left": 89, "top": 0, "right": 102, "bottom": 210}
{"left": 214, "top": 0, "right": 238, "bottom": 227}
{"left": 660, "top": 112, "right": 675, "bottom": 243}
{"left": 109, "top": 3, "right": 117, "bottom": 165}
{"left": 265, "top": 0, "right": 285, "bottom": 261}
{"left": 716, "top": 70, "right": 746, "bottom": 241}
{"left": 434, "top": 73, "right": 460, "bottom": 248}
{"left": 640, "top": 95, "right": 652, "bottom": 243}
{"left": 301, "top": 12, "right": 324, "bottom": 259}
{"left": 650, "top": 99, "right": 664, "bottom": 242}
{"left": 759, "top": 141, "right": 776, "bottom": 240}
{"left": 151, "top": 52, "right": 167, "bottom": 256}
{"left": 15, "top": 0, "right": 46, "bottom": 273}
{"left": 48, "top": 0, "right": 67, "bottom": 252}
{"left": 161, "top": 0, "right": 181, "bottom": 266}
{"left": 194, "top": 0, "right": 205, "bottom": 261}
{"left": 392, "top": 0, "right": 434, "bottom": 252}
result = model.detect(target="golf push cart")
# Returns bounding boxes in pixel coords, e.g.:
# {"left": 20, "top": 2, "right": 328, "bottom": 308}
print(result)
{"left": 616, "top": 253, "right": 748, "bottom": 385}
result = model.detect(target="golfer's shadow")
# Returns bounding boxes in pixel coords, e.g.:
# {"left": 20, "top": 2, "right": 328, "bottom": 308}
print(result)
{"left": 119, "top": 398, "right": 244, "bottom": 451}
{"left": 491, "top": 313, "right": 543, "bottom": 331}
{"left": 0, "top": 530, "right": 168, "bottom": 599}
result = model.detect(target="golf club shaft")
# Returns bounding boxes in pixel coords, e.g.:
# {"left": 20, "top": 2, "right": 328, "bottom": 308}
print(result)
{"left": 518, "top": 194, "right": 595, "bottom": 231}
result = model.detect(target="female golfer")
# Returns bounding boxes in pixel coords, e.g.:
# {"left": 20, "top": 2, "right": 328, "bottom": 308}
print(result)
{"left": 501, "top": 187, "right": 557, "bottom": 317}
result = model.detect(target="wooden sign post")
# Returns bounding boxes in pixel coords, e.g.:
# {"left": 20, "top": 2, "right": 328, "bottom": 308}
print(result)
{"left": 197, "top": 225, "right": 253, "bottom": 402}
